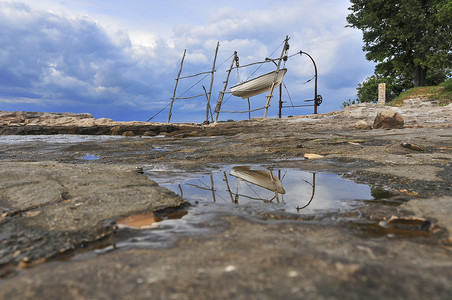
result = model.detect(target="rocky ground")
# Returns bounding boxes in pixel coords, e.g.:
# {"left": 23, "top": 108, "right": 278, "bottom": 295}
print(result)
{"left": 0, "top": 98, "right": 451, "bottom": 299}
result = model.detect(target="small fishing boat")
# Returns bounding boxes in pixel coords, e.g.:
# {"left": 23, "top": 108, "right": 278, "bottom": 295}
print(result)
{"left": 230, "top": 166, "right": 286, "bottom": 194}
{"left": 230, "top": 68, "right": 287, "bottom": 99}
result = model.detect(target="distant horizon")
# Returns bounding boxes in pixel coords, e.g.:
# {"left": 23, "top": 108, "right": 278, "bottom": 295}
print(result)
{"left": 1, "top": 105, "right": 335, "bottom": 124}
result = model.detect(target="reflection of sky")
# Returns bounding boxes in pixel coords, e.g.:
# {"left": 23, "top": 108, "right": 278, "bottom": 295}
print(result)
{"left": 151, "top": 166, "right": 373, "bottom": 214}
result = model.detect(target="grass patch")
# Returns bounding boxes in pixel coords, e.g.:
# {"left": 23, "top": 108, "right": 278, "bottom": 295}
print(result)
{"left": 388, "top": 78, "right": 452, "bottom": 107}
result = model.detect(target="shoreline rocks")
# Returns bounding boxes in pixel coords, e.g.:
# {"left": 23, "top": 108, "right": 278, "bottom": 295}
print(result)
{"left": 1, "top": 98, "right": 451, "bottom": 136}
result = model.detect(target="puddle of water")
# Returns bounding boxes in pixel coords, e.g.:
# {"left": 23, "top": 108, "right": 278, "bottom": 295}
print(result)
{"left": 116, "top": 212, "right": 161, "bottom": 229}
{"left": 70, "top": 165, "right": 376, "bottom": 259}
{"left": 0, "top": 135, "right": 126, "bottom": 145}
{"left": 82, "top": 154, "right": 100, "bottom": 160}
{"left": 116, "top": 210, "right": 188, "bottom": 230}
{"left": 149, "top": 165, "right": 373, "bottom": 215}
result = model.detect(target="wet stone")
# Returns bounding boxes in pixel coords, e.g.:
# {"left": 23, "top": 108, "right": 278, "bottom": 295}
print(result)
{"left": 0, "top": 161, "right": 186, "bottom": 265}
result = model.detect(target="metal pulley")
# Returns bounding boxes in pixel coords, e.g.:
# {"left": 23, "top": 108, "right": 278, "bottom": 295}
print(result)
{"left": 315, "top": 94, "right": 322, "bottom": 106}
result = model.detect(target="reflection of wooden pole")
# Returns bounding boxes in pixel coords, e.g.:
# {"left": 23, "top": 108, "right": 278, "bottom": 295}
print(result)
{"left": 210, "top": 175, "right": 216, "bottom": 202}
{"left": 168, "top": 49, "right": 186, "bottom": 123}
{"left": 223, "top": 172, "right": 236, "bottom": 203}
{"left": 268, "top": 169, "right": 279, "bottom": 203}
{"left": 178, "top": 184, "right": 183, "bottom": 197}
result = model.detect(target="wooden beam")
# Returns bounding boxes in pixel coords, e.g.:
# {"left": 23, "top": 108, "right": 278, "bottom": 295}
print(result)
{"left": 168, "top": 49, "right": 186, "bottom": 123}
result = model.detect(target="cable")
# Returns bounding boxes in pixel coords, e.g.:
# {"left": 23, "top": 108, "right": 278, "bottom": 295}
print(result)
{"left": 146, "top": 103, "right": 170, "bottom": 122}
{"left": 283, "top": 82, "right": 295, "bottom": 107}
{"left": 303, "top": 75, "right": 316, "bottom": 84}
{"left": 217, "top": 53, "right": 235, "bottom": 69}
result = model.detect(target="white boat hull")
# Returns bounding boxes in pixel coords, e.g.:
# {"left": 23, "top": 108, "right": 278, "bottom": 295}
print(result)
{"left": 230, "top": 68, "right": 287, "bottom": 99}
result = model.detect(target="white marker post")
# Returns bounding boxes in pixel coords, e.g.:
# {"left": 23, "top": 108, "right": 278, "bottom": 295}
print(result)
{"left": 378, "top": 83, "right": 386, "bottom": 105}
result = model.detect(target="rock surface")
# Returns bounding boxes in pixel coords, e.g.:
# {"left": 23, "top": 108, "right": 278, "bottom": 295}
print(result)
{"left": 0, "top": 162, "right": 185, "bottom": 265}
{"left": 355, "top": 120, "right": 372, "bottom": 130}
{"left": 1, "top": 98, "right": 452, "bottom": 299}
{"left": 373, "top": 109, "right": 404, "bottom": 129}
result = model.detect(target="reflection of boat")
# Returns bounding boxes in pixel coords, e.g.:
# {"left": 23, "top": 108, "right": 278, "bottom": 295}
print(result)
{"left": 229, "top": 166, "right": 285, "bottom": 194}
{"left": 174, "top": 166, "right": 317, "bottom": 209}
{"left": 230, "top": 69, "right": 287, "bottom": 99}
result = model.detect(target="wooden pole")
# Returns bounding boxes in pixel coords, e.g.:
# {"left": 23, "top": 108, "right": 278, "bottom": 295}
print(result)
{"left": 168, "top": 49, "right": 186, "bottom": 123}
{"left": 264, "top": 36, "right": 289, "bottom": 118}
{"left": 248, "top": 98, "right": 251, "bottom": 120}
{"left": 278, "top": 83, "right": 282, "bottom": 118}
{"left": 205, "top": 42, "right": 219, "bottom": 124}
{"left": 215, "top": 51, "right": 238, "bottom": 123}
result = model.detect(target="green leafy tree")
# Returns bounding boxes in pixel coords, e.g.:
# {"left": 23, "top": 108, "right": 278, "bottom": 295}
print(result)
{"left": 347, "top": 0, "right": 452, "bottom": 87}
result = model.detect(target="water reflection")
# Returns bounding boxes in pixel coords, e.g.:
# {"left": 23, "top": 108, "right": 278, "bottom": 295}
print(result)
{"left": 116, "top": 210, "right": 188, "bottom": 230}
{"left": 82, "top": 154, "right": 99, "bottom": 160}
{"left": 69, "top": 166, "right": 374, "bottom": 258}
{"left": 179, "top": 166, "right": 289, "bottom": 205}
{"left": 154, "top": 165, "right": 373, "bottom": 213}
{"left": 296, "top": 173, "right": 316, "bottom": 212}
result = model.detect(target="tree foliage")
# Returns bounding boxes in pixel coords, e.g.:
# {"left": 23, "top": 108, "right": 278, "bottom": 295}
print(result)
{"left": 341, "top": 70, "right": 412, "bottom": 106}
{"left": 347, "top": 0, "right": 452, "bottom": 88}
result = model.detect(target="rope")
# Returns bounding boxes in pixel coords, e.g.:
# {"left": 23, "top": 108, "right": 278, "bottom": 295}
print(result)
{"left": 177, "top": 73, "right": 210, "bottom": 98}
{"left": 174, "top": 93, "right": 207, "bottom": 100}
{"left": 303, "top": 75, "right": 316, "bottom": 84}
{"left": 146, "top": 103, "right": 170, "bottom": 122}
{"left": 221, "top": 106, "right": 265, "bottom": 113}
{"left": 222, "top": 93, "right": 233, "bottom": 105}
{"left": 283, "top": 82, "right": 295, "bottom": 107}
{"left": 217, "top": 53, "right": 235, "bottom": 68}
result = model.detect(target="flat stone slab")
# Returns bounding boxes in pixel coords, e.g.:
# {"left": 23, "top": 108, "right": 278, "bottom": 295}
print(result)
{"left": 1, "top": 216, "right": 452, "bottom": 299}
{"left": 402, "top": 196, "right": 452, "bottom": 237}
{"left": 0, "top": 162, "right": 186, "bottom": 264}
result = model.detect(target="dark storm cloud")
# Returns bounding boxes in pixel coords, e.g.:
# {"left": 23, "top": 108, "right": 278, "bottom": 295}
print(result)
{"left": 0, "top": 2, "right": 163, "bottom": 120}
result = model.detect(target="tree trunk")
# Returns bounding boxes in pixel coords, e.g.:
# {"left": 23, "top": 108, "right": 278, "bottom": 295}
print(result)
{"left": 413, "top": 66, "right": 427, "bottom": 87}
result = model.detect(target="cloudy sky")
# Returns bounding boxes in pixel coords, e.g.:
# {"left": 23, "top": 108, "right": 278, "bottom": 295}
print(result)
{"left": 0, "top": 0, "right": 375, "bottom": 122}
